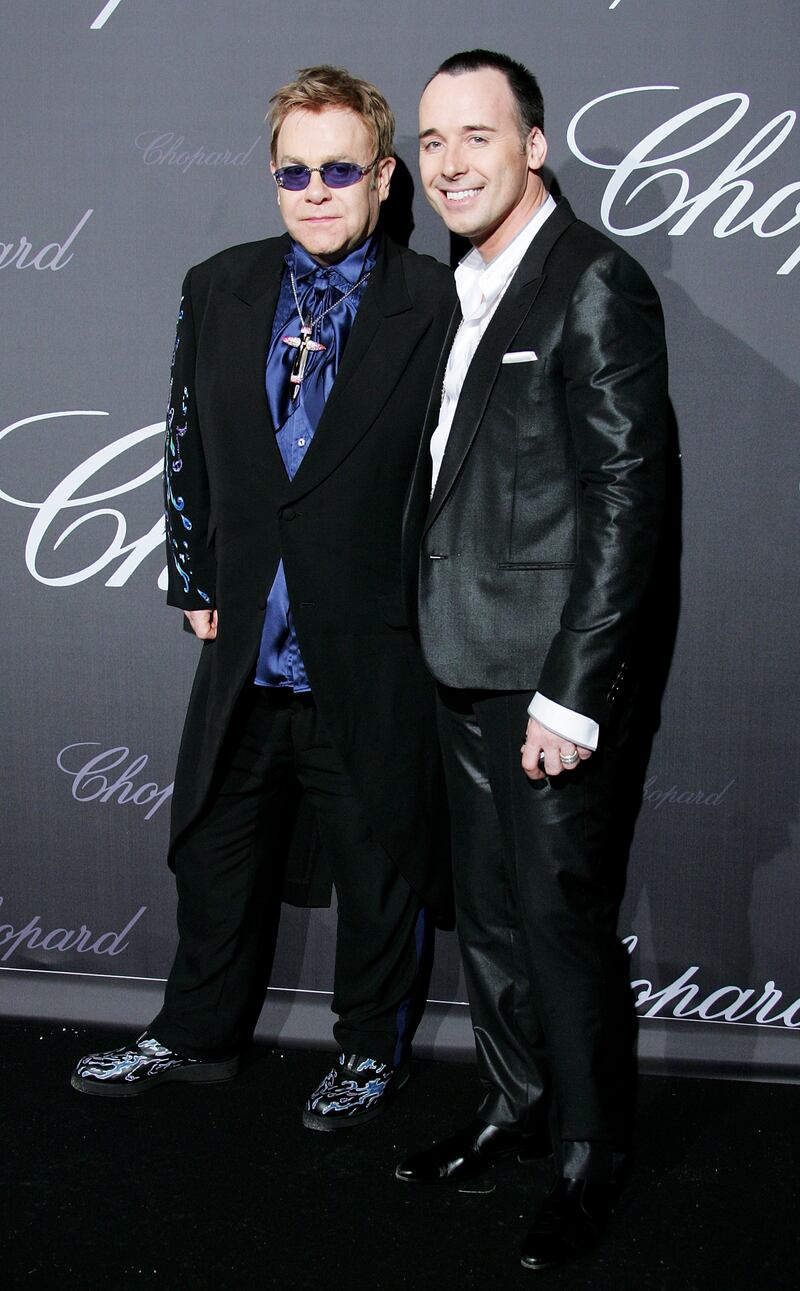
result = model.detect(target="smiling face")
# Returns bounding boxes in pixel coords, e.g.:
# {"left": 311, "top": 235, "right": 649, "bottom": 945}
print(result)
{"left": 271, "top": 107, "right": 395, "bottom": 264}
{"left": 418, "top": 67, "right": 548, "bottom": 261}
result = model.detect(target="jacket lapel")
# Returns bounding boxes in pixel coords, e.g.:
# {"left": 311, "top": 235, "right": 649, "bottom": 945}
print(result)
{"left": 421, "top": 304, "right": 462, "bottom": 443}
{"left": 223, "top": 235, "right": 287, "bottom": 479}
{"left": 401, "top": 300, "right": 460, "bottom": 542}
{"left": 425, "top": 199, "right": 576, "bottom": 531}
{"left": 285, "top": 237, "right": 432, "bottom": 501}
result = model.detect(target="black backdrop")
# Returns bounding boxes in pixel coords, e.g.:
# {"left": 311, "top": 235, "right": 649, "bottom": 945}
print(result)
{"left": 1, "top": 1, "right": 798, "bottom": 1081}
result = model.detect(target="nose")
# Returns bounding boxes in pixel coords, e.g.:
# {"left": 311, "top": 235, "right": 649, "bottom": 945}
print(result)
{"left": 304, "top": 169, "right": 331, "bottom": 204}
{"left": 440, "top": 141, "right": 467, "bottom": 181}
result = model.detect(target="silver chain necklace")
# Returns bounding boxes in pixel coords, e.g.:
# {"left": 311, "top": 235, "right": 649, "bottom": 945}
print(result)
{"left": 282, "top": 267, "right": 372, "bottom": 397}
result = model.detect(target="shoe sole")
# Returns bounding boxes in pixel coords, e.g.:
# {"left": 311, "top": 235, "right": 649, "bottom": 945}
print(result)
{"left": 520, "top": 1236, "right": 601, "bottom": 1272}
{"left": 302, "top": 1065, "right": 410, "bottom": 1132}
{"left": 70, "top": 1056, "right": 239, "bottom": 1098}
{"left": 395, "top": 1146, "right": 549, "bottom": 1184}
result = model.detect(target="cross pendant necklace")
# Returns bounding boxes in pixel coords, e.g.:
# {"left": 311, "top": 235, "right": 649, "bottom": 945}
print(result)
{"left": 282, "top": 324, "right": 326, "bottom": 393}
{"left": 282, "top": 266, "right": 371, "bottom": 399}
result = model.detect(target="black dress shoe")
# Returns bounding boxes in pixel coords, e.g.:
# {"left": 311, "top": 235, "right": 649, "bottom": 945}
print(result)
{"left": 302, "top": 1053, "right": 410, "bottom": 1131}
{"left": 71, "top": 1033, "right": 239, "bottom": 1098}
{"left": 396, "top": 1118, "right": 550, "bottom": 1184}
{"left": 520, "top": 1177, "right": 617, "bottom": 1270}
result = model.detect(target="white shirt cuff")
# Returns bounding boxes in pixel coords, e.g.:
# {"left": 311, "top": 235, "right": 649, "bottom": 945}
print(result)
{"left": 527, "top": 692, "right": 599, "bottom": 751}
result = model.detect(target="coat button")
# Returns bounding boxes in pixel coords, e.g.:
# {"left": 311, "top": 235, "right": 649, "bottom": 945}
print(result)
{"left": 282, "top": 507, "right": 297, "bottom": 521}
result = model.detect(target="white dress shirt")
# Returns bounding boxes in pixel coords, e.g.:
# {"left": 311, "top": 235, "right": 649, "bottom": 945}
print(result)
{"left": 430, "top": 195, "right": 599, "bottom": 752}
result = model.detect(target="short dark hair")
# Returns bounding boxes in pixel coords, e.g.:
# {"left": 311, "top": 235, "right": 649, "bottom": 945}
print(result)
{"left": 431, "top": 49, "right": 544, "bottom": 139}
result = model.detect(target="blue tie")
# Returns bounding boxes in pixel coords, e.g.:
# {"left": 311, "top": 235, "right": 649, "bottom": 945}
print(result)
{"left": 270, "top": 267, "right": 341, "bottom": 435}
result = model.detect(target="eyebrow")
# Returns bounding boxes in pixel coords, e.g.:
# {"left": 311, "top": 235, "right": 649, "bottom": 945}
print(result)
{"left": 277, "top": 154, "right": 360, "bottom": 165}
{"left": 418, "top": 124, "right": 497, "bottom": 140}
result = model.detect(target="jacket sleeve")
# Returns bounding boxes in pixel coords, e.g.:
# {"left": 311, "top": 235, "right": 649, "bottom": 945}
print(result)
{"left": 536, "top": 247, "right": 669, "bottom": 724}
{"left": 163, "top": 268, "right": 216, "bottom": 610}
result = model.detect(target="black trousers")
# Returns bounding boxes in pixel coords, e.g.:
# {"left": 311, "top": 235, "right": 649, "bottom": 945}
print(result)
{"left": 151, "top": 688, "right": 428, "bottom": 1067}
{"left": 436, "top": 687, "right": 637, "bottom": 1180}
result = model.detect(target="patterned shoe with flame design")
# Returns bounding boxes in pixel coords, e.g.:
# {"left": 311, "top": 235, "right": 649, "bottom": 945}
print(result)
{"left": 71, "top": 1033, "right": 239, "bottom": 1098}
{"left": 302, "top": 1053, "right": 410, "bottom": 1131}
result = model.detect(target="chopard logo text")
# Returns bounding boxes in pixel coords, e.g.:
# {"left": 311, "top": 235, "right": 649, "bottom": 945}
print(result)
{"left": 0, "top": 411, "right": 167, "bottom": 589}
{"left": 642, "top": 774, "right": 736, "bottom": 809}
{"left": 134, "top": 132, "right": 262, "bottom": 175}
{"left": 0, "top": 896, "right": 146, "bottom": 963}
{"left": 568, "top": 86, "right": 800, "bottom": 274}
{"left": 0, "top": 211, "right": 93, "bottom": 272}
{"left": 57, "top": 742, "right": 173, "bottom": 821}
{"left": 624, "top": 937, "right": 800, "bottom": 1029}
{"left": 91, "top": 1, "right": 126, "bottom": 28}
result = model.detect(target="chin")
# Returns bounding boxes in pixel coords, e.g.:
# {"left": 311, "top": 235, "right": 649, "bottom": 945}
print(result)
{"left": 442, "top": 213, "right": 478, "bottom": 238}
{"left": 298, "top": 235, "right": 348, "bottom": 259}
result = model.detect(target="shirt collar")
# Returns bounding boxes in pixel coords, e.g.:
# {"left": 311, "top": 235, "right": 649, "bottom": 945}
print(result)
{"left": 287, "top": 231, "right": 380, "bottom": 286}
{"left": 455, "top": 194, "right": 557, "bottom": 322}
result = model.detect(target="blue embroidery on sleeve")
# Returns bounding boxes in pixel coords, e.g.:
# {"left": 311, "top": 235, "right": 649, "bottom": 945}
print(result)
{"left": 164, "top": 297, "right": 210, "bottom": 603}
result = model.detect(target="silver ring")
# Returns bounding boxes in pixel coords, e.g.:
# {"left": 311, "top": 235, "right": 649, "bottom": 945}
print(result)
{"left": 559, "top": 748, "right": 580, "bottom": 766}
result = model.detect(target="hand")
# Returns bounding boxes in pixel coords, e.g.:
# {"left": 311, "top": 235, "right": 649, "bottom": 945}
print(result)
{"left": 184, "top": 609, "right": 218, "bottom": 639}
{"left": 520, "top": 716, "right": 593, "bottom": 782}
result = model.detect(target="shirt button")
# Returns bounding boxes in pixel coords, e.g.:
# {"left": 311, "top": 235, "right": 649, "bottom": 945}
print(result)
{"left": 297, "top": 437, "right": 306, "bottom": 447}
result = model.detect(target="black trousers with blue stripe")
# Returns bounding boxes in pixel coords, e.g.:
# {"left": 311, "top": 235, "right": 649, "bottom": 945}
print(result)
{"left": 151, "top": 687, "right": 428, "bottom": 1067}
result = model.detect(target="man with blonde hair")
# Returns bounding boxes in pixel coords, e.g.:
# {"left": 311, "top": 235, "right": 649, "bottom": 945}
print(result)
{"left": 71, "top": 66, "right": 454, "bottom": 1129}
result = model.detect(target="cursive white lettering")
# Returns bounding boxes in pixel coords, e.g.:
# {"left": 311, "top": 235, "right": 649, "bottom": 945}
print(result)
{"left": 91, "top": 1, "right": 126, "bottom": 29}
{"left": 134, "top": 131, "right": 262, "bottom": 175}
{"left": 0, "top": 896, "right": 146, "bottom": 963}
{"left": 623, "top": 938, "right": 800, "bottom": 1030}
{"left": 0, "top": 210, "right": 93, "bottom": 272}
{"left": 0, "top": 411, "right": 169, "bottom": 589}
{"left": 632, "top": 965, "right": 701, "bottom": 1018}
{"left": 567, "top": 86, "right": 800, "bottom": 274}
{"left": 57, "top": 742, "right": 173, "bottom": 821}
{"left": 642, "top": 774, "right": 736, "bottom": 809}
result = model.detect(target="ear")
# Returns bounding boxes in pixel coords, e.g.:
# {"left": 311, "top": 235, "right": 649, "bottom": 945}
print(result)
{"left": 526, "top": 127, "right": 547, "bottom": 172}
{"left": 374, "top": 156, "right": 397, "bottom": 202}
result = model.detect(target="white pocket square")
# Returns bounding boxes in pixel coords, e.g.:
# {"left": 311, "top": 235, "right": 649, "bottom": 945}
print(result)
{"left": 502, "top": 350, "right": 538, "bottom": 364}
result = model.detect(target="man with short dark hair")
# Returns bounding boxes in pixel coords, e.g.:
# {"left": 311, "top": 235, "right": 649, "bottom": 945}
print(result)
{"left": 396, "top": 50, "right": 668, "bottom": 1269}
{"left": 71, "top": 66, "right": 454, "bottom": 1129}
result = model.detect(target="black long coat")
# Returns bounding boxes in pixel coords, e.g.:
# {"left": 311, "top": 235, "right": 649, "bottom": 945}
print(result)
{"left": 164, "top": 233, "right": 456, "bottom": 916}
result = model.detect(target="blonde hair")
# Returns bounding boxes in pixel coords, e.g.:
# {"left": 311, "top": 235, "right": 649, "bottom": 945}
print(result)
{"left": 268, "top": 65, "right": 395, "bottom": 162}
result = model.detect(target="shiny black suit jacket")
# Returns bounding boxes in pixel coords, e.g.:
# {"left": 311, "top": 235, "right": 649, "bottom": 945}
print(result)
{"left": 164, "top": 233, "right": 455, "bottom": 912}
{"left": 404, "top": 199, "right": 669, "bottom": 727}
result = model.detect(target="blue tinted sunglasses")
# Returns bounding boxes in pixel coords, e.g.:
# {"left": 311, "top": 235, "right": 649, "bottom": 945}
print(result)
{"left": 274, "top": 159, "right": 378, "bottom": 191}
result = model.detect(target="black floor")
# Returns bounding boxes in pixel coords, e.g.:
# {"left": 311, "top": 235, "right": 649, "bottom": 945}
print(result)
{"left": 4, "top": 1021, "right": 798, "bottom": 1289}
